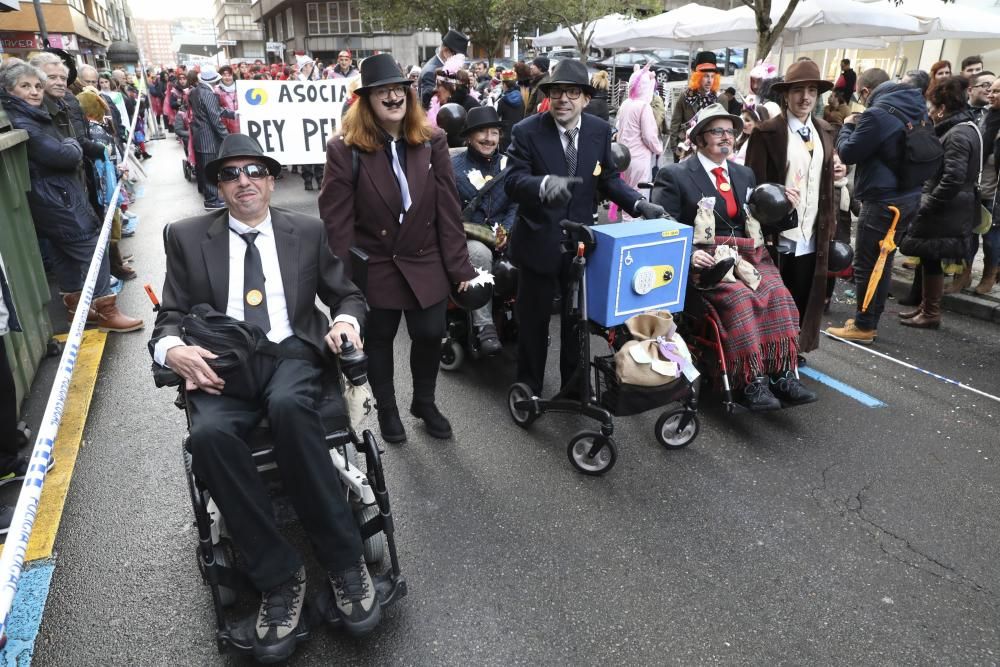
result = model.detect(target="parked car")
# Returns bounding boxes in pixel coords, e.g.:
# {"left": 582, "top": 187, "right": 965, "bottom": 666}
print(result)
{"left": 663, "top": 49, "right": 747, "bottom": 75}
{"left": 593, "top": 51, "right": 690, "bottom": 86}
{"left": 547, "top": 47, "right": 603, "bottom": 64}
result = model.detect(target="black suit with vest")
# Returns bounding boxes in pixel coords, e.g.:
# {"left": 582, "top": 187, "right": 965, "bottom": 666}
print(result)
{"left": 149, "top": 206, "right": 365, "bottom": 591}
{"left": 505, "top": 111, "right": 643, "bottom": 394}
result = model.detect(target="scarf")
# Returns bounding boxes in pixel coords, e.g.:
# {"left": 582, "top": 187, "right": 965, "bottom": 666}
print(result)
{"left": 834, "top": 176, "right": 851, "bottom": 212}
{"left": 684, "top": 89, "right": 717, "bottom": 113}
{"left": 218, "top": 82, "right": 236, "bottom": 93}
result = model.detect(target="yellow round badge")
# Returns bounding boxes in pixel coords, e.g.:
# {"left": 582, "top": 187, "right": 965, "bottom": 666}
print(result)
{"left": 719, "top": 182, "right": 731, "bottom": 192}
{"left": 246, "top": 289, "right": 264, "bottom": 306}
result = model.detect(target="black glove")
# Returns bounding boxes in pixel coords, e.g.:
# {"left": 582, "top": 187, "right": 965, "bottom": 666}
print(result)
{"left": 635, "top": 200, "right": 666, "bottom": 220}
{"left": 541, "top": 176, "right": 583, "bottom": 207}
{"left": 81, "top": 140, "right": 106, "bottom": 160}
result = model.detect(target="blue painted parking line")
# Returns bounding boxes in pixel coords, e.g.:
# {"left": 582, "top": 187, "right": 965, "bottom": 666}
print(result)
{"left": 799, "top": 367, "right": 887, "bottom": 408}
{"left": 1, "top": 559, "right": 55, "bottom": 666}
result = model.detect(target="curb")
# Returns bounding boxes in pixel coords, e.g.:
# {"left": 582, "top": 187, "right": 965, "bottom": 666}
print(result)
{"left": 890, "top": 272, "right": 1000, "bottom": 324}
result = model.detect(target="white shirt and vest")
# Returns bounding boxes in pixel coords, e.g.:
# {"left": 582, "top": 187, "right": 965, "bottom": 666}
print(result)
{"left": 779, "top": 114, "right": 824, "bottom": 256}
{"left": 153, "top": 210, "right": 359, "bottom": 367}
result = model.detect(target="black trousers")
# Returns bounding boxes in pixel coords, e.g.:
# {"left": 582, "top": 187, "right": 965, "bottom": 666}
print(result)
{"left": 194, "top": 151, "right": 220, "bottom": 204}
{"left": 186, "top": 337, "right": 361, "bottom": 592}
{"left": 0, "top": 337, "right": 19, "bottom": 470}
{"left": 778, "top": 251, "right": 816, "bottom": 327}
{"left": 365, "top": 299, "right": 447, "bottom": 407}
{"left": 515, "top": 257, "right": 578, "bottom": 396}
{"left": 853, "top": 194, "right": 920, "bottom": 330}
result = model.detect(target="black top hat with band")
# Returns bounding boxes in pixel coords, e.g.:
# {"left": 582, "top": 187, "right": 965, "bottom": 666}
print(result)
{"left": 538, "top": 59, "right": 596, "bottom": 96}
{"left": 442, "top": 29, "right": 469, "bottom": 55}
{"left": 694, "top": 51, "right": 718, "bottom": 73}
{"left": 461, "top": 106, "right": 503, "bottom": 136}
{"left": 206, "top": 133, "right": 282, "bottom": 184}
{"left": 355, "top": 53, "right": 412, "bottom": 95}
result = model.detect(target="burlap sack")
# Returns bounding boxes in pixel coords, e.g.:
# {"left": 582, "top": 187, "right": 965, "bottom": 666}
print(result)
{"left": 615, "top": 311, "right": 692, "bottom": 387}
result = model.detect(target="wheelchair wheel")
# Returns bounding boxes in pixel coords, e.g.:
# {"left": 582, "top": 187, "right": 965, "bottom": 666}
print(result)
{"left": 440, "top": 340, "right": 464, "bottom": 372}
{"left": 655, "top": 409, "right": 700, "bottom": 449}
{"left": 355, "top": 504, "right": 388, "bottom": 570}
{"left": 507, "top": 382, "right": 538, "bottom": 428}
{"left": 567, "top": 431, "right": 617, "bottom": 476}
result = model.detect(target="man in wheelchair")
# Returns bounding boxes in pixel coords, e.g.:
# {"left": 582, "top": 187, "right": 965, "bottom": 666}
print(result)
{"left": 652, "top": 105, "right": 817, "bottom": 411}
{"left": 149, "top": 134, "right": 381, "bottom": 661}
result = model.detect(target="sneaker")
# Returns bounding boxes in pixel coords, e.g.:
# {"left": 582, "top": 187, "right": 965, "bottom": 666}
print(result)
{"left": 0, "top": 505, "right": 13, "bottom": 536}
{"left": 409, "top": 402, "right": 452, "bottom": 439}
{"left": 474, "top": 324, "right": 502, "bottom": 355}
{"left": 254, "top": 566, "right": 306, "bottom": 663}
{"left": 770, "top": 371, "right": 818, "bottom": 405}
{"left": 738, "top": 377, "right": 781, "bottom": 412}
{"left": 329, "top": 557, "right": 381, "bottom": 636}
{"left": 825, "top": 318, "right": 876, "bottom": 345}
{"left": 0, "top": 455, "right": 55, "bottom": 487}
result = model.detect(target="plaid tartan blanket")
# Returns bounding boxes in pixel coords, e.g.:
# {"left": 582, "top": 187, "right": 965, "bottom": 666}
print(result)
{"left": 698, "top": 237, "right": 800, "bottom": 386}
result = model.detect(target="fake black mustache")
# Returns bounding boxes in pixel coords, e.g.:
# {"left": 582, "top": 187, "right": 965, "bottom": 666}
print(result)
{"left": 382, "top": 99, "right": 404, "bottom": 109}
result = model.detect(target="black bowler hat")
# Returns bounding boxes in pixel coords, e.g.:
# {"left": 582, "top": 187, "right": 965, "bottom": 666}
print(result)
{"left": 205, "top": 133, "right": 282, "bottom": 184}
{"left": 355, "top": 53, "right": 411, "bottom": 95}
{"left": 461, "top": 106, "right": 502, "bottom": 136}
{"left": 538, "top": 59, "right": 595, "bottom": 96}
{"left": 442, "top": 29, "right": 469, "bottom": 55}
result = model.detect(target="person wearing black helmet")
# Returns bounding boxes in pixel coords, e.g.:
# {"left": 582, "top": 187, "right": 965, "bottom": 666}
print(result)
{"left": 652, "top": 103, "right": 816, "bottom": 411}
{"left": 419, "top": 29, "right": 469, "bottom": 109}
{"left": 452, "top": 106, "right": 519, "bottom": 355}
{"left": 505, "top": 58, "right": 666, "bottom": 398}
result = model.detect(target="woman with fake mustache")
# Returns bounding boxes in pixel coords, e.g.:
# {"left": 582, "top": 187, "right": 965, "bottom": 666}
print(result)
{"left": 320, "top": 54, "right": 476, "bottom": 445}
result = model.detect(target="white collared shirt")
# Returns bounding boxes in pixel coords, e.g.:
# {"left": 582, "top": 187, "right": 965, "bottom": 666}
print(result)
{"left": 697, "top": 150, "right": 729, "bottom": 185}
{"left": 555, "top": 115, "right": 583, "bottom": 153}
{"left": 153, "top": 209, "right": 359, "bottom": 367}
{"left": 787, "top": 114, "right": 813, "bottom": 138}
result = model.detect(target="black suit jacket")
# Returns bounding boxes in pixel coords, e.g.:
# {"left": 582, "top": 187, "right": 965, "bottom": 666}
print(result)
{"left": 652, "top": 156, "right": 756, "bottom": 233}
{"left": 149, "top": 206, "right": 366, "bottom": 362}
{"left": 504, "top": 111, "right": 643, "bottom": 275}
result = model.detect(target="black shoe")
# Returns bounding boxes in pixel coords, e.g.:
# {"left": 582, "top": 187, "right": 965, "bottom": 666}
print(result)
{"left": 770, "top": 371, "right": 818, "bottom": 405}
{"left": 376, "top": 404, "right": 407, "bottom": 444}
{"left": 329, "top": 557, "right": 381, "bottom": 636}
{"left": 738, "top": 377, "right": 781, "bottom": 412}
{"left": 474, "top": 324, "right": 502, "bottom": 355}
{"left": 0, "top": 505, "right": 13, "bottom": 535}
{"left": 304, "top": 180, "right": 314, "bottom": 191}
{"left": 698, "top": 257, "right": 736, "bottom": 289}
{"left": 0, "top": 454, "right": 55, "bottom": 487}
{"left": 409, "top": 402, "right": 452, "bottom": 439}
{"left": 253, "top": 566, "right": 306, "bottom": 663}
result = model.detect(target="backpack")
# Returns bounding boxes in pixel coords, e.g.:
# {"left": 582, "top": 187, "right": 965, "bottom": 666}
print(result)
{"left": 883, "top": 104, "right": 944, "bottom": 191}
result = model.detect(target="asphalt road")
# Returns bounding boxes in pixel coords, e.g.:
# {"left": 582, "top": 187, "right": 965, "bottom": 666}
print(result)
{"left": 26, "top": 137, "right": 1000, "bottom": 666}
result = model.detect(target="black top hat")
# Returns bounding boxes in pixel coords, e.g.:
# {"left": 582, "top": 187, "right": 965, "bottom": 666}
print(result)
{"left": 442, "top": 29, "right": 469, "bottom": 55}
{"left": 461, "top": 106, "right": 503, "bottom": 136}
{"left": 538, "top": 59, "right": 596, "bottom": 96}
{"left": 205, "top": 133, "right": 282, "bottom": 184}
{"left": 694, "top": 51, "right": 718, "bottom": 73}
{"left": 355, "top": 53, "right": 411, "bottom": 94}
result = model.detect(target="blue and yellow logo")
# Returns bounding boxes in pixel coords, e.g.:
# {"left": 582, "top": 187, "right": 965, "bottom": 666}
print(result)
{"left": 244, "top": 88, "right": 268, "bottom": 105}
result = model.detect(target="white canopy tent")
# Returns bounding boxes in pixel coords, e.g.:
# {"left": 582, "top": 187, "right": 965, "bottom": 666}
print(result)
{"left": 883, "top": 0, "right": 1000, "bottom": 41}
{"left": 591, "top": 3, "right": 734, "bottom": 50}
{"left": 531, "top": 13, "right": 639, "bottom": 49}
{"left": 676, "top": 0, "right": 923, "bottom": 55}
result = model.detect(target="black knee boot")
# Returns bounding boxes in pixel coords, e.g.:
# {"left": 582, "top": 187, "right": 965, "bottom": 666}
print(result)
{"left": 367, "top": 342, "right": 406, "bottom": 444}
{"left": 409, "top": 340, "right": 452, "bottom": 439}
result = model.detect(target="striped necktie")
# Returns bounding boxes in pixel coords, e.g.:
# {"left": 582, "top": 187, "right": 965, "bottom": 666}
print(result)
{"left": 564, "top": 127, "right": 578, "bottom": 177}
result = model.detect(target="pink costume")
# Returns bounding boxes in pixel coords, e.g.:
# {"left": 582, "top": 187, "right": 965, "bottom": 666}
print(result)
{"left": 615, "top": 65, "right": 663, "bottom": 219}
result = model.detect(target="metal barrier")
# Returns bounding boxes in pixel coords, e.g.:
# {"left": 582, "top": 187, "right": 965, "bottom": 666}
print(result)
{"left": 0, "top": 97, "right": 142, "bottom": 641}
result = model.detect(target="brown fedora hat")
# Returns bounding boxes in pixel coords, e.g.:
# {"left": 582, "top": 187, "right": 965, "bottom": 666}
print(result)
{"left": 770, "top": 59, "right": 833, "bottom": 94}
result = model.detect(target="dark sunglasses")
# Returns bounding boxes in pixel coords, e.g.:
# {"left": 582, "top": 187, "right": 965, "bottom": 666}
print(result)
{"left": 217, "top": 163, "right": 271, "bottom": 182}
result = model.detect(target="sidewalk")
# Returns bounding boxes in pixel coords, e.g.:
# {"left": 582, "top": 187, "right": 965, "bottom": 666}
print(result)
{"left": 890, "top": 258, "right": 1000, "bottom": 324}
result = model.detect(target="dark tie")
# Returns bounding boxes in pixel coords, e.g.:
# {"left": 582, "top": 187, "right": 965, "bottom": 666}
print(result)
{"left": 564, "top": 127, "right": 578, "bottom": 176}
{"left": 233, "top": 229, "right": 270, "bottom": 334}
{"left": 797, "top": 126, "right": 811, "bottom": 143}
{"left": 711, "top": 167, "right": 739, "bottom": 219}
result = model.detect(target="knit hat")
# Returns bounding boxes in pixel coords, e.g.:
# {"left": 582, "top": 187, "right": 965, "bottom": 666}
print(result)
{"left": 532, "top": 56, "right": 550, "bottom": 74}
{"left": 199, "top": 66, "right": 221, "bottom": 84}
{"left": 295, "top": 54, "right": 314, "bottom": 69}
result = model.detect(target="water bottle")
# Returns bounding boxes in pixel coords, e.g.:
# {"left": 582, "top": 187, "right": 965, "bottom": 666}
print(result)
{"left": 338, "top": 333, "right": 368, "bottom": 386}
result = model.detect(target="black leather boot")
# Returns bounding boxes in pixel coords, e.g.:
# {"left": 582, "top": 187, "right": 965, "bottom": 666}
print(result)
{"left": 375, "top": 399, "right": 406, "bottom": 444}
{"left": 409, "top": 401, "right": 452, "bottom": 439}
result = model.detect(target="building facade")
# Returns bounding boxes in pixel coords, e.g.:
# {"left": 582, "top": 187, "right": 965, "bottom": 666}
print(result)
{"left": 134, "top": 18, "right": 174, "bottom": 68}
{"left": 214, "top": 0, "right": 265, "bottom": 62}
{"left": 251, "top": 0, "right": 438, "bottom": 69}
{"left": 0, "top": 0, "right": 115, "bottom": 65}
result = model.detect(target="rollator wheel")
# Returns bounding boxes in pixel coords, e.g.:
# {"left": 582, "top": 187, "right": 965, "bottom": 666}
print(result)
{"left": 566, "top": 431, "right": 617, "bottom": 476}
{"left": 439, "top": 339, "right": 464, "bottom": 372}
{"left": 507, "top": 382, "right": 538, "bottom": 428}
{"left": 654, "top": 410, "right": 700, "bottom": 449}
{"left": 355, "top": 504, "right": 388, "bottom": 570}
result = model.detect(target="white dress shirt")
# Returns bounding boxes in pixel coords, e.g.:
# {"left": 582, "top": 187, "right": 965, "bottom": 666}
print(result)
{"left": 697, "top": 150, "right": 730, "bottom": 185}
{"left": 153, "top": 210, "right": 359, "bottom": 367}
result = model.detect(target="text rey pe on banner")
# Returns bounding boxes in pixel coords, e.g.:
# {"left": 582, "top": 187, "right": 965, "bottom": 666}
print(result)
{"left": 237, "top": 79, "right": 350, "bottom": 165}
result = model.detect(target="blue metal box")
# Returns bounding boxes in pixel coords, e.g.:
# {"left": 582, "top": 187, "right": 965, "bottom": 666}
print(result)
{"left": 586, "top": 219, "right": 693, "bottom": 328}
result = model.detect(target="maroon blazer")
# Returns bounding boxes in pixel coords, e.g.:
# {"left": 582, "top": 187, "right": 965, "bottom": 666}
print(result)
{"left": 319, "top": 129, "right": 475, "bottom": 310}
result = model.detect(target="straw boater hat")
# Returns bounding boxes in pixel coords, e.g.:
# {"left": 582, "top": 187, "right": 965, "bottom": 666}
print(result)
{"left": 770, "top": 59, "right": 833, "bottom": 94}
{"left": 689, "top": 103, "right": 744, "bottom": 140}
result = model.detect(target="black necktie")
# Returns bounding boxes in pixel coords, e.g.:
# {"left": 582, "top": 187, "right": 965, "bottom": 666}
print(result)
{"left": 797, "top": 126, "right": 811, "bottom": 142}
{"left": 233, "top": 229, "right": 270, "bottom": 333}
{"left": 564, "top": 127, "right": 578, "bottom": 176}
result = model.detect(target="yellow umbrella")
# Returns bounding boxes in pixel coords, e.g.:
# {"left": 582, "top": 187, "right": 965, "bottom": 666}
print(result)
{"left": 862, "top": 205, "right": 901, "bottom": 313}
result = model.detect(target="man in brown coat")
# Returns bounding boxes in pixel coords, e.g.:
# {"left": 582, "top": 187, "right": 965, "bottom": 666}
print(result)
{"left": 745, "top": 59, "right": 837, "bottom": 356}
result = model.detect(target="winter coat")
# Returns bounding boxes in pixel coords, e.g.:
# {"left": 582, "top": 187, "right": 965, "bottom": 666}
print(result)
{"left": 584, "top": 91, "right": 610, "bottom": 121}
{"left": 901, "top": 110, "right": 981, "bottom": 260}
{"left": 452, "top": 88, "right": 480, "bottom": 113}
{"left": 0, "top": 91, "right": 101, "bottom": 241}
{"left": 451, "top": 147, "right": 517, "bottom": 231}
{"left": 497, "top": 88, "right": 524, "bottom": 152}
{"left": 745, "top": 113, "right": 837, "bottom": 353}
{"left": 615, "top": 98, "right": 663, "bottom": 196}
{"left": 836, "top": 82, "right": 928, "bottom": 201}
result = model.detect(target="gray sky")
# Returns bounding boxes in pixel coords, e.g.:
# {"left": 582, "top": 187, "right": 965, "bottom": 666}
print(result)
{"left": 128, "top": 0, "right": 214, "bottom": 21}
